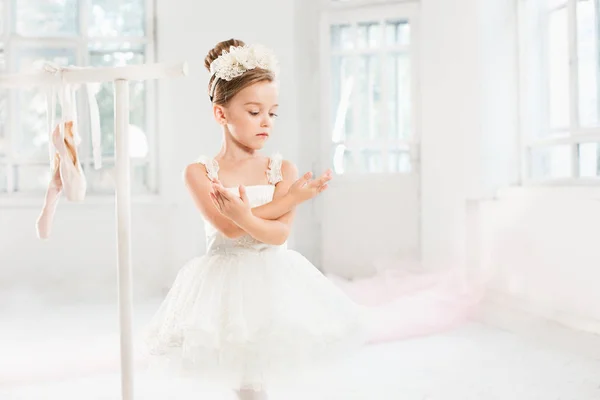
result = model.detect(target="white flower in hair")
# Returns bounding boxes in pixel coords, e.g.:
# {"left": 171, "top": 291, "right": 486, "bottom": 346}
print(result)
{"left": 210, "top": 44, "right": 279, "bottom": 82}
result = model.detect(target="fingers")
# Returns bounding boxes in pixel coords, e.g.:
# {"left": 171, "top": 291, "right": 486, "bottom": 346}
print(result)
{"left": 307, "top": 172, "right": 332, "bottom": 188}
{"left": 212, "top": 182, "right": 231, "bottom": 202}
{"left": 239, "top": 185, "right": 249, "bottom": 203}
{"left": 307, "top": 179, "right": 320, "bottom": 188}
{"left": 211, "top": 190, "right": 224, "bottom": 209}
{"left": 218, "top": 190, "right": 226, "bottom": 208}
{"left": 209, "top": 191, "right": 221, "bottom": 210}
{"left": 318, "top": 183, "right": 329, "bottom": 193}
{"left": 320, "top": 174, "right": 332, "bottom": 185}
{"left": 292, "top": 172, "right": 312, "bottom": 189}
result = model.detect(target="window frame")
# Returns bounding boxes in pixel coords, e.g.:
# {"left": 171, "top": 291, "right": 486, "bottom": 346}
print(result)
{"left": 0, "top": 0, "right": 157, "bottom": 197}
{"left": 319, "top": 1, "right": 421, "bottom": 177}
{"left": 518, "top": 0, "right": 600, "bottom": 186}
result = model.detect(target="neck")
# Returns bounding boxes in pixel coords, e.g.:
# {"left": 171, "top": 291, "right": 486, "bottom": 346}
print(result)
{"left": 217, "top": 128, "right": 258, "bottom": 161}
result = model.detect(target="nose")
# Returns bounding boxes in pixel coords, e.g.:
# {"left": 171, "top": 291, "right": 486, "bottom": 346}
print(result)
{"left": 260, "top": 114, "right": 271, "bottom": 128}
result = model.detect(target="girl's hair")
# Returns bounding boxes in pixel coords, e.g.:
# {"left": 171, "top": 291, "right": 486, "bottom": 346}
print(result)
{"left": 204, "top": 38, "right": 276, "bottom": 106}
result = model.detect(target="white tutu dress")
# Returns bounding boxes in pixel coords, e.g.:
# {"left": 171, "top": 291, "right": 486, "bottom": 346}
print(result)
{"left": 143, "top": 154, "right": 367, "bottom": 390}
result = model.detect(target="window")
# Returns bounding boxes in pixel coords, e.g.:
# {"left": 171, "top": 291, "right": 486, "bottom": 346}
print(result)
{"left": 0, "top": 0, "right": 156, "bottom": 195}
{"left": 323, "top": 3, "right": 419, "bottom": 175}
{"left": 519, "top": 0, "right": 600, "bottom": 183}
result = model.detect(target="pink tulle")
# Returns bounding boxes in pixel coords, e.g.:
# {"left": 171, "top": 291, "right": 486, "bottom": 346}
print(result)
{"left": 327, "top": 261, "right": 485, "bottom": 344}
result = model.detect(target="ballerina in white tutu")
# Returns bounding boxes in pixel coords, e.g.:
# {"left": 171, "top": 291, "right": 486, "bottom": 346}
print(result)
{"left": 144, "top": 38, "right": 367, "bottom": 399}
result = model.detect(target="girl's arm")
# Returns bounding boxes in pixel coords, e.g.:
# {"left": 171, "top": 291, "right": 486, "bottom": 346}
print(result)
{"left": 220, "top": 173, "right": 312, "bottom": 221}
{"left": 184, "top": 163, "right": 250, "bottom": 239}
{"left": 212, "top": 170, "right": 330, "bottom": 239}
{"left": 220, "top": 160, "right": 299, "bottom": 245}
{"left": 185, "top": 163, "right": 329, "bottom": 240}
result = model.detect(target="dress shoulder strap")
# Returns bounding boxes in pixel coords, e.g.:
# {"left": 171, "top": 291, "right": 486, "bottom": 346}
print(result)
{"left": 266, "top": 152, "right": 283, "bottom": 185}
{"left": 197, "top": 155, "right": 220, "bottom": 181}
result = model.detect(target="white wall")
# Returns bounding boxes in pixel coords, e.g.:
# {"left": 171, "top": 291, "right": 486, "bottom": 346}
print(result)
{"left": 420, "top": 0, "right": 481, "bottom": 271}
{"left": 478, "top": 187, "right": 600, "bottom": 334}
{"left": 420, "top": 0, "right": 519, "bottom": 269}
{"left": 291, "top": 0, "right": 325, "bottom": 264}
{"left": 322, "top": 175, "right": 421, "bottom": 278}
{"left": 0, "top": 201, "right": 177, "bottom": 306}
{"left": 0, "top": 0, "right": 301, "bottom": 306}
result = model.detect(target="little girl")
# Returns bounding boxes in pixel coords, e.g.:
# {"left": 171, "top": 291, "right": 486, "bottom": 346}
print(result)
{"left": 144, "top": 39, "right": 366, "bottom": 399}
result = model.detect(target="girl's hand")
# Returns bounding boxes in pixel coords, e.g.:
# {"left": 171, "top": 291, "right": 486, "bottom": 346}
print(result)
{"left": 287, "top": 169, "right": 332, "bottom": 204}
{"left": 210, "top": 182, "right": 252, "bottom": 223}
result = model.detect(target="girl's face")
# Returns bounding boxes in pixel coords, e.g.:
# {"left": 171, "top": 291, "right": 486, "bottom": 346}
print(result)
{"left": 214, "top": 80, "right": 279, "bottom": 150}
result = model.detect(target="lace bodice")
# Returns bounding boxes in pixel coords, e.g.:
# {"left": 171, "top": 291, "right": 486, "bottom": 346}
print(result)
{"left": 197, "top": 154, "right": 286, "bottom": 254}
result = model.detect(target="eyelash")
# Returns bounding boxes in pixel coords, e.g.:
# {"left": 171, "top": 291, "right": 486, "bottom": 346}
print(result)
{"left": 249, "top": 111, "right": 278, "bottom": 118}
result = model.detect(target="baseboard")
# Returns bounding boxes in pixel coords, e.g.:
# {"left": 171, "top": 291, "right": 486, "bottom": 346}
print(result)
{"left": 476, "top": 291, "right": 600, "bottom": 359}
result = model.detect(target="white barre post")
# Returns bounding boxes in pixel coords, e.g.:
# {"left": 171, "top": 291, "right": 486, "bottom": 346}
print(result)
{"left": 115, "top": 79, "right": 133, "bottom": 400}
{"left": 0, "top": 62, "right": 188, "bottom": 400}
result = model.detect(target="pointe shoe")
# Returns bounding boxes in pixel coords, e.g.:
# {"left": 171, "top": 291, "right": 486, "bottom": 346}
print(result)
{"left": 52, "top": 121, "right": 87, "bottom": 202}
{"left": 35, "top": 152, "right": 63, "bottom": 239}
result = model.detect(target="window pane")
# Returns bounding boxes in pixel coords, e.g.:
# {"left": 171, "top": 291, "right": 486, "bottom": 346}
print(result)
{"left": 360, "top": 149, "right": 383, "bottom": 172}
{"left": 332, "top": 146, "right": 385, "bottom": 174}
{"left": 357, "top": 22, "right": 380, "bottom": 49}
{"left": 548, "top": 7, "right": 570, "bottom": 128}
{"left": 330, "top": 55, "right": 352, "bottom": 142}
{"left": 89, "top": 44, "right": 146, "bottom": 157}
{"left": 87, "top": 161, "right": 150, "bottom": 193}
{"left": 577, "top": 0, "right": 600, "bottom": 127}
{"left": 89, "top": 0, "right": 145, "bottom": 37}
{"left": 15, "top": 0, "right": 78, "bottom": 36}
{"left": 389, "top": 150, "right": 411, "bottom": 173}
{"left": 333, "top": 144, "right": 354, "bottom": 174}
{"left": 14, "top": 164, "right": 51, "bottom": 192}
{"left": 331, "top": 24, "right": 353, "bottom": 50}
{"left": 387, "top": 53, "right": 411, "bottom": 139}
{"left": 530, "top": 145, "right": 571, "bottom": 179}
{"left": 356, "top": 55, "right": 381, "bottom": 139}
{"left": 385, "top": 20, "right": 410, "bottom": 46}
{"left": 340, "top": 150, "right": 360, "bottom": 174}
{"left": 578, "top": 142, "right": 600, "bottom": 177}
{"left": 13, "top": 48, "right": 76, "bottom": 159}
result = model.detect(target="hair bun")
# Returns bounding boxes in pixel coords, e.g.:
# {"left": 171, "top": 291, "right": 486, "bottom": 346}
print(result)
{"left": 204, "top": 38, "right": 246, "bottom": 72}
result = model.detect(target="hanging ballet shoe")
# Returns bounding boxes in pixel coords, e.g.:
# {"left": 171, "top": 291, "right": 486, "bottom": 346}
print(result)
{"left": 35, "top": 69, "right": 102, "bottom": 238}
{"left": 35, "top": 152, "right": 63, "bottom": 239}
{"left": 52, "top": 121, "right": 87, "bottom": 202}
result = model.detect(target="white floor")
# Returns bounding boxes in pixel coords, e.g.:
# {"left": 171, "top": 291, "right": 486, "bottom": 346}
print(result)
{"left": 1, "top": 301, "right": 600, "bottom": 400}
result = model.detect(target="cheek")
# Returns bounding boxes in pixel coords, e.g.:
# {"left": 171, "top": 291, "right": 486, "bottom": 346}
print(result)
{"left": 237, "top": 114, "right": 252, "bottom": 129}
{"left": 242, "top": 114, "right": 261, "bottom": 128}
{"left": 229, "top": 113, "right": 256, "bottom": 135}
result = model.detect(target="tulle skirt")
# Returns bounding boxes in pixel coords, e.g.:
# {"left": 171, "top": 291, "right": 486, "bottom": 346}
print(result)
{"left": 142, "top": 247, "right": 368, "bottom": 390}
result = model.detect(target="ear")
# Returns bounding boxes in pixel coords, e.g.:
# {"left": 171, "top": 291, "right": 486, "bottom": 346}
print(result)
{"left": 213, "top": 105, "right": 227, "bottom": 125}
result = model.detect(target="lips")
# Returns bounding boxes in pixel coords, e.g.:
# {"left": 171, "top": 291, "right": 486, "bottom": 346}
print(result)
{"left": 257, "top": 133, "right": 269, "bottom": 137}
